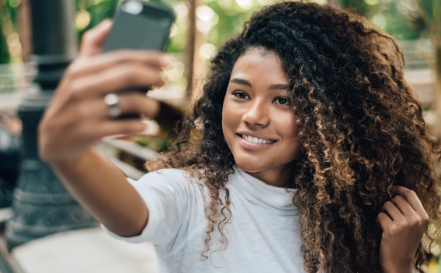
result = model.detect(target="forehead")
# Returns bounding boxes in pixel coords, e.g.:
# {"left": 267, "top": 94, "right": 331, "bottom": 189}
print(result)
{"left": 230, "top": 48, "right": 288, "bottom": 84}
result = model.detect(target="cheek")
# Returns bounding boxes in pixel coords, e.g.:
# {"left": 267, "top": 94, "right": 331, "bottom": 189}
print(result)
{"left": 222, "top": 100, "right": 240, "bottom": 131}
{"left": 222, "top": 102, "right": 233, "bottom": 141}
{"left": 276, "top": 113, "right": 300, "bottom": 158}
{"left": 276, "top": 112, "right": 298, "bottom": 138}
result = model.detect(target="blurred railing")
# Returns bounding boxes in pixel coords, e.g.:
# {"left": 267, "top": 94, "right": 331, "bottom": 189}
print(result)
{"left": 398, "top": 39, "right": 434, "bottom": 70}
{"left": 96, "top": 138, "right": 158, "bottom": 180}
{"left": 0, "top": 63, "right": 36, "bottom": 113}
{"left": 0, "top": 63, "right": 36, "bottom": 94}
{"left": 0, "top": 62, "right": 175, "bottom": 181}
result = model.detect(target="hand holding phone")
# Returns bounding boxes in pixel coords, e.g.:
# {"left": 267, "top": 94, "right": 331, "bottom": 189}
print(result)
{"left": 103, "top": 0, "right": 176, "bottom": 118}
{"left": 39, "top": 21, "right": 168, "bottom": 162}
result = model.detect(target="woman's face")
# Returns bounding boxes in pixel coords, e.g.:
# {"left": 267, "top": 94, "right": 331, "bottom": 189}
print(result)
{"left": 222, "top": 48, "right": 301, "bottom": 187}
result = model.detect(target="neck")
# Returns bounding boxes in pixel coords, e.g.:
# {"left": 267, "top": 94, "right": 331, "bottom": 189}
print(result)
{"left": 246, "top": 166, "right": 292, "bottom": 187}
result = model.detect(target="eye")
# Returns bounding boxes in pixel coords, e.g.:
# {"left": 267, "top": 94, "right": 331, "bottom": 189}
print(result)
{"left": 274, "top": 97, "right": 291, "bottom": 106}
{"left": 232, "top": 91, "right": 250, "bottom": 100}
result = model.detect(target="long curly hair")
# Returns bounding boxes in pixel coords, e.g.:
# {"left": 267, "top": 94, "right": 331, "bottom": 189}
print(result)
{"left": 146, "top": 1, "right": 441, "bottom": 272}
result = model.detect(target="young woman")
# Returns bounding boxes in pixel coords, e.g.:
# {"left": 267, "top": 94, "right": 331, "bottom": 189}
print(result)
{"left": 38, "top": 1, "right": 441, "bottom": 273}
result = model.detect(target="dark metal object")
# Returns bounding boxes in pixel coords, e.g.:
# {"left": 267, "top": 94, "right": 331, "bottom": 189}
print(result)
{"left": 5, "top": 0, "right": 96, "bottom": 250}
{"left": 0, "top": 125, "right": 20, "bottom": 208}
{"left": 0, "top": 252, "right": 14, "bottom": 273}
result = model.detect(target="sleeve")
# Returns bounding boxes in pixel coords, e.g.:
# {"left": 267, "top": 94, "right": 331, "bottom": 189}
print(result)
{"left": 102, "top": 169, "right": 192, "bottom": 249}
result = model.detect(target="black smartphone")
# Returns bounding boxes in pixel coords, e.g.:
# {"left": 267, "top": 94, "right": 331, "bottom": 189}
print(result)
{"left": 104, "top": 0, "right": 175, "bottom": 53}
{"left": 103, "top": 0, "right": 175, "bottom": 118}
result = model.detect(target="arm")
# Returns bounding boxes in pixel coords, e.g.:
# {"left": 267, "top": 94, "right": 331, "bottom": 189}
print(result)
{"left": 48, "top": 148, "right": 148, "bottom": 237}
{"left": 377, "top": 186, "right": 429, "bottom": 273}
{"left": 38, "top": 20, "right": 170, "bottom": 237}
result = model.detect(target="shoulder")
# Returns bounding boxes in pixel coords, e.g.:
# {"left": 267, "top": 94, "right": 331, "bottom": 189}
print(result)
{"left": 140, "top": 168, "right": 190, "bottom": 182}
{"left": 133, "top": 168, "right": 203, "bottom": 196}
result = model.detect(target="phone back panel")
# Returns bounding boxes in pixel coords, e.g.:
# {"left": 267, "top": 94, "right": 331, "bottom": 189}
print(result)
{"left": 103, "top": 1, "right": 175, "bottom": 52}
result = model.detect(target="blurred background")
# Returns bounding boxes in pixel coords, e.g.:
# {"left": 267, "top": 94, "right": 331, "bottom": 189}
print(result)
{"left": 0, "top": 0, "right": 440, "bottom": 272}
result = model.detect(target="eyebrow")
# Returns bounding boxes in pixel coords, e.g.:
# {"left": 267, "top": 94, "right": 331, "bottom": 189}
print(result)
{"left": 230, "top": 78, "right": 289, "bottom": 90}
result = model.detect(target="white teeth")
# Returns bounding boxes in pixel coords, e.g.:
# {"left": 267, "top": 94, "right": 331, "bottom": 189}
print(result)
{"left": 242, "top": 135, "right": 272, "bottom": 144}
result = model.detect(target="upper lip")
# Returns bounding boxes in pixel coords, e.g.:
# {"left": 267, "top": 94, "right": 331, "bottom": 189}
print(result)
{"left": 236, "top": 131, "right": 277, "bottom": 141}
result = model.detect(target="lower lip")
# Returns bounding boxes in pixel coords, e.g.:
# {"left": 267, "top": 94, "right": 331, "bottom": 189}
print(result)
{"left": 237, "top": 135, "right": 274, "bottom": 151}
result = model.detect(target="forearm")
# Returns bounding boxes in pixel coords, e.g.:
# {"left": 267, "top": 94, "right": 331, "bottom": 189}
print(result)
{"left": 47, "top": 147, "right": 148, "bottom": 237}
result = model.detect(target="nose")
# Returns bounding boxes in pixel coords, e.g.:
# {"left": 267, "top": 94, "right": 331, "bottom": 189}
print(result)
{"left": 242, "top": 99, "right": 270, "bottom": 127}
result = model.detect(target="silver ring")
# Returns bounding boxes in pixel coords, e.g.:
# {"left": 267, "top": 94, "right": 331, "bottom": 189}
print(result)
{"left": 104, "top": 93, "right": 121, "bottom": 118}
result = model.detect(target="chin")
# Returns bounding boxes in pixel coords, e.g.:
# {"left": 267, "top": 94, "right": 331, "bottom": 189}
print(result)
{"left": 234, "top": 158, "right": 263, "bottom": 173}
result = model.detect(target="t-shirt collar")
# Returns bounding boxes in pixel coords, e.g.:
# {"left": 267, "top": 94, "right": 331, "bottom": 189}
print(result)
{"left": 231, "top": 165, "right": 298, "bottom": 214}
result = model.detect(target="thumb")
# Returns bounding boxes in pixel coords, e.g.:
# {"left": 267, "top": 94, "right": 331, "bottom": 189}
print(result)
{"left": 79, "top": 19, "right": 113, "bottom": 57}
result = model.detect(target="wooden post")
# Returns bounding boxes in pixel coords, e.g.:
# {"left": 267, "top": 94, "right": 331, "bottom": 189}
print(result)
{"left": 184, "top": 0, "right": 205, "bottom": 104}
{"left": 17, "top": 0, "right": 32, "bottom": 63}
{"left": 184, "top": 0, "right": 197, "bottom": 101}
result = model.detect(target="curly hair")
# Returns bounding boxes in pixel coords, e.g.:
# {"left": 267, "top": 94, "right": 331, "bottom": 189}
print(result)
{"left": 146, "top": 1, "right": 441, "bottom": 272}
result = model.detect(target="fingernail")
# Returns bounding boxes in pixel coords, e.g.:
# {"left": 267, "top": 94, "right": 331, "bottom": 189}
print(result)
{"left": 137, "top": 121, "right": 148, "bottom": 134}
{"left": 100, "top": 19, "right": 113, "bottom": 28}
{"left": 161, "top": 55, "right": 174, "bottom": 67}
{"left": 160, "top": 56, "right": 173, "bottom": 67}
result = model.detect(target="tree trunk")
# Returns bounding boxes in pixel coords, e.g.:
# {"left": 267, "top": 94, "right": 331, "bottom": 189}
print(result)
{"left": 18, "top": 0, "right": 32, "bottom": 62}
{"left": 184, "top": 0, "right": 197, "bottom": 102}
{"left": 432, "top": 45, "right": 441, "bottom": 138}
{"left": 184, "top": 0, "right": 205, "bottom": 105}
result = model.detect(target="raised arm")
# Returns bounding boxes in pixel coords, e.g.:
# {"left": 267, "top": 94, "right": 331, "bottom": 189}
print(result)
{"left": 38, "top": 20, "right": 170, "bottom": 237}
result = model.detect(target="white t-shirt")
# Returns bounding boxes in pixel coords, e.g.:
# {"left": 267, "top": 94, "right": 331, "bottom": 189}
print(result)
{"left": 104, "top": 166, "right": 304, "bottom": 273}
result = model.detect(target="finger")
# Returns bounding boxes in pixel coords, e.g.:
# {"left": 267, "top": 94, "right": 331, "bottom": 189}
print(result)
{"left": 98, "top": 93, "right": 160, "bottom": 119}
{"left": 69, "top": 63, "right": 166, "bottom": 98}
{"left": 79, "top": 19, "right": 113, "bottom": 57}
{"left": 391, "top": 195, "right": 415, "bottom": 216}
{"left": 377, "top": 212, "right": 393, "bottom": 231}
{"left": 70, "top": 50, "right": 171, "bottom": 78}
{"left": 391, "top": 186, "right": 425, "bottom": 213}
{"left": 382, "top": 201, "right": 404, "bottom": 222}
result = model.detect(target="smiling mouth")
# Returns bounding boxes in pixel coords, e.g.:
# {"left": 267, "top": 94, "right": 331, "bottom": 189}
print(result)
{"left": 236, "top": 134, "right": 277, "bottom": 151}
{"left": 238, "top": 134, "right": 276, "bottom": 144}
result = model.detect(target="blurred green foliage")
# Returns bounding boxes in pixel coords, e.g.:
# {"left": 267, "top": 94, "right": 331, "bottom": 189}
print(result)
{"left": 135, "top": 136, "right": 169, "bottom": 152}
{"left": 416, "top": 0, "right": 441, "bottom": 75}
{"left": 341, "top": 0, "right": 371, "bottom": 16}
{"left": 0, "top": 20, "right": 9, "bottom": 64}
{"left": 0, "top": 0, "right": 437, "bottom": 62}
{"left": 0, "top": 0, "right": 16, "bottom": 63}
{"left": 76, "top": 0, "right": 120, "bottom": 37}
{"left": 418, "top": 0, "right": 441, "bottom": 23}
{"left": 341, "top": 0, "right": 426, "bottom": 40}
{"left": 204, "top": 0, "right": 262, "bottom": 47}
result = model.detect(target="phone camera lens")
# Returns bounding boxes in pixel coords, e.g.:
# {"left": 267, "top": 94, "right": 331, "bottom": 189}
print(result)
{"left": 121, "top": 0, "right": 143, "bottom": 15}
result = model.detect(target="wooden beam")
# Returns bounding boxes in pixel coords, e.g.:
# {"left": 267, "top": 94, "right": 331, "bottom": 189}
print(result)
{"left": 18, "top": 0, "right": 32, "bottom": 62}
{"left": 184, "top": 0, "right": 197, "bottom": 101}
